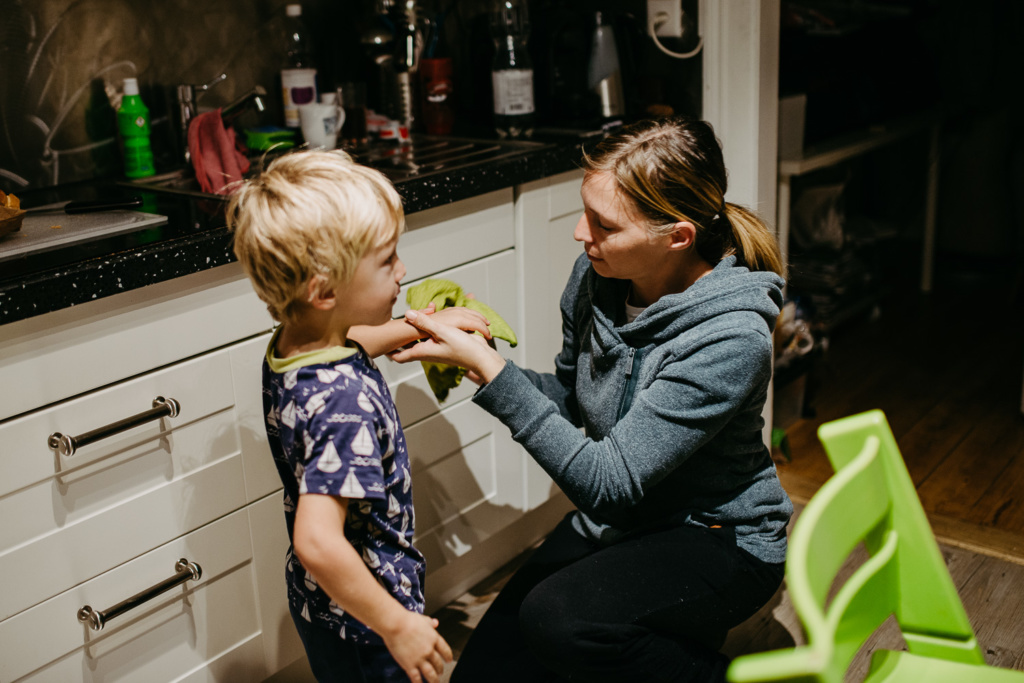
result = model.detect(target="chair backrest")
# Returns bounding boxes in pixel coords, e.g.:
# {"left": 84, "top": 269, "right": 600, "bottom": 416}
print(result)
{"left": 788, "top": 409, "right": 985, "bottom": 679}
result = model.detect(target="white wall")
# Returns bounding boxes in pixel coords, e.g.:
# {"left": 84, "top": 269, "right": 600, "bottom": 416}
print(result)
{"left": 701, "top": 0, "right": 781, "bottom": 444}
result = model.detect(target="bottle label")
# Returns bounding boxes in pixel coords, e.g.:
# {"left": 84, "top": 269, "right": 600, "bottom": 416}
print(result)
{"left": 282, "top": 68, "right": 318, "bottom": 128}
{"left": 492, "top": 70, "right": 535, "bottom": 116}
{"left": 123, "top": 136, "right": 155, "bottom": 178}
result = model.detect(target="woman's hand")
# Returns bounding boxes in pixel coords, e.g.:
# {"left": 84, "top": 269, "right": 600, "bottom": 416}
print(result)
{"left": 388, "top": 309, "right": 507, "bottom": 384}
{"left": 380, "top": 611, "right": 453, "bottom": 683}
{"left": 423, "top": 305, "right": 492, "bottom": 340}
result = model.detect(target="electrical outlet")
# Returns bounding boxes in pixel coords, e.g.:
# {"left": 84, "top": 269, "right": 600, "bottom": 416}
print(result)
{"left": 647, "top": 0, "right": 682, "bottom": 38}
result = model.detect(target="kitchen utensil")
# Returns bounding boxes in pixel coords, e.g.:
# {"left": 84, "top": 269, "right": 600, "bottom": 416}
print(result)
{"left": 23, "top": 197, "right": 144, "bottom": 214}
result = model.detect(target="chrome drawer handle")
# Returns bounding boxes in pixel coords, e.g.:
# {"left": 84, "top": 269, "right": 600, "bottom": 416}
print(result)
{"left": 77, "top": 558, "right": 202, "bottom": 632}
{"left": 49, "top": 396, "right": 181, "bottom": 457}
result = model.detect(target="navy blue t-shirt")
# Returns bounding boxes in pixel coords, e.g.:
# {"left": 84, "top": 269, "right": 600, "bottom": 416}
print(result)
{"left": 262, "top": 332, "right": 425, "bottom": 644}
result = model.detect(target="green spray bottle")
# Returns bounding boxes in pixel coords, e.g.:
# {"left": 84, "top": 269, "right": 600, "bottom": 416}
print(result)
{"left": 118, "top": 77, "right": 155, "bottom": 178}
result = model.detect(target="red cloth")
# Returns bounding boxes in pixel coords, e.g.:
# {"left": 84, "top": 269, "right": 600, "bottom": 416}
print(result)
{"left": 187, "top": 109, "right": 250, "bottom": 195}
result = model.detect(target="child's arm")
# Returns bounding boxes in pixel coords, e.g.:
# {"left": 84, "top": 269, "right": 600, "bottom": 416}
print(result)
{"left": 349, "top": 305, "right": 492, "bottom": 358}
{"left": 293, "top": 494, "right": 452, "bottom": 683}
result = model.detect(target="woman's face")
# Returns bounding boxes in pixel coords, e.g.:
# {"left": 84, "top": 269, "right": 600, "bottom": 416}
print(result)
{"left": 574, "top": 172, "right": 668, "bottom": 281}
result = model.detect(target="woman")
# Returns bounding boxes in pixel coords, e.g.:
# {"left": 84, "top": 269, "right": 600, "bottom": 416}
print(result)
{"left": 390, "top": 117, "right": 793, "bottom": 682}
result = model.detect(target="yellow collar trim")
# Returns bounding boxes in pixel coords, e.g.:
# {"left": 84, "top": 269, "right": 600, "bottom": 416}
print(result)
{"left": 265, "top": 326, "right": 358, "bottom": 374}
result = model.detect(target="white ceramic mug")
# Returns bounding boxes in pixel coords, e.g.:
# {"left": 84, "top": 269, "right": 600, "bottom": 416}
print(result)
{"left": 298, "top": 103, "right": 345, "bottom": 150}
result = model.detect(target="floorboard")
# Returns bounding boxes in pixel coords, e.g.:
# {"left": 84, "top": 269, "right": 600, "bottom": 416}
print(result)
{"left": 775, "top": 257, "right": 1024, "bottom": 565}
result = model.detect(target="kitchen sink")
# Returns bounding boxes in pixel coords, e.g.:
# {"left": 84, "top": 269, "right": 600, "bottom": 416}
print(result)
{"left": 122, "top": 135, "right": 545, "bottom": 200}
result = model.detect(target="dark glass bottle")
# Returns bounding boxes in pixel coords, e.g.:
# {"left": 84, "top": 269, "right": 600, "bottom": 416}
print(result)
{"left": 490, "top": 0, "right": 535, "bottom": 138}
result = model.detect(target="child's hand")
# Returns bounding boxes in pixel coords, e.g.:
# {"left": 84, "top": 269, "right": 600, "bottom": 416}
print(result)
{"left": 382, "top": 612, "right": 453, "bottom": 683}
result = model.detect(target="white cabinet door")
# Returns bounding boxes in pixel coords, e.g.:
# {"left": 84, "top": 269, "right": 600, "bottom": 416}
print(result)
{"left": 248, "top": 493, "right": 306, "bottom": 676}
{"left": 516, "top": 170, "right": 585, "bottom": 510}
{"left": 400, "top": 189, "right": 515, "bottom": 284}
{"left": 517, "top": 170, "right": 585, "bottom": 375}
{"left": 230, "top": 332, "right": 281, "bottom": 503}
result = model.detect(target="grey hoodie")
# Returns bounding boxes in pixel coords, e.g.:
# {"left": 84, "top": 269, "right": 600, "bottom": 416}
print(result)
{"left": 473, "top": 254, "right": 793, "bottom": 563}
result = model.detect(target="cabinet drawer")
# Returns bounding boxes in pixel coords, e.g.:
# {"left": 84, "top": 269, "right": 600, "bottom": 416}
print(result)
{"left": 0, "top": 508, "right": 261, "bottom": 683}
{"left": 400, "top": 189, "right": 514, "bottom": 283}
{"left": 0, "top": 348, "right": 237, "bottom": 500}
{"left": 228, "top": 332, "right": 280, "bottom": 502}
{"left": 0, "top": 263, "right": 273, "bottom": 422}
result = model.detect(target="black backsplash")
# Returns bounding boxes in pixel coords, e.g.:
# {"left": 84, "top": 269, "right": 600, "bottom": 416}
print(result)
{"left": 0, "top": 0, "right": 701, "bottom": 194}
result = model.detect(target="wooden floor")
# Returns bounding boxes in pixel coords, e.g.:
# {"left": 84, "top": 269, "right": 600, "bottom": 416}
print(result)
{"left": 435, "top": 255, "right": 1024, "bottom": 679}
{"left": 775, "top": 257, "right": 1024, "bottom": 565}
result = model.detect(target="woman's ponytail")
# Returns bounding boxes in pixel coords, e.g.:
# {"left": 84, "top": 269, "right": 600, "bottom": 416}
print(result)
{"left": 723, "top": 203, "right": 785, "bottom": 277}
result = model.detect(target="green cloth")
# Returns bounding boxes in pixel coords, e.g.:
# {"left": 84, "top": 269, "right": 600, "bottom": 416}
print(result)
{"left": 405, "top": 278, "right": 518, "bottom": 403}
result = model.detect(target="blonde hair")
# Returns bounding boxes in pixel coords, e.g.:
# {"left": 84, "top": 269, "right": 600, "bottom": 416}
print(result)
{"left": 582, "top": 116, "right": 784, "bottom": 276}
{"left": 227, "top": 150, "right": 405, "bottom": 323}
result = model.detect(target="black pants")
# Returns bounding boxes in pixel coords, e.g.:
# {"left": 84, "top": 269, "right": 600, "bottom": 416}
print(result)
{"left": 450, "top": 514, "right": 784, "bottom": 683}
{"left": 289, "top": 603, "right": 405, "bottom": 683}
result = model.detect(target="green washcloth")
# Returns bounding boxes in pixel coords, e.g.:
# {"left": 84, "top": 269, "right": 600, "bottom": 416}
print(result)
{"left": 405, "top": 278, "right": 518, "bottom": 403}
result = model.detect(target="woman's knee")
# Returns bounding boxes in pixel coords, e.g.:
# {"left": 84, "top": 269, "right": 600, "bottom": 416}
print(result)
{"left": 519, "top": 586, "right": 588, "bottom": 667}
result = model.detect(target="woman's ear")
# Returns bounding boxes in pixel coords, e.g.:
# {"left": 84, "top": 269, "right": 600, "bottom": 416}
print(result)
{"left": 306, "top": 274, "right": 338, "bottom": 310}
{"left": 667, "top": 221, "right": 697, "bottom": 251}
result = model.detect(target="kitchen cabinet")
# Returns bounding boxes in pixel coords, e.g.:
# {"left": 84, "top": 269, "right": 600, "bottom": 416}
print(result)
{"left": 0, "top": 170, "right": 583, "bottom": 681}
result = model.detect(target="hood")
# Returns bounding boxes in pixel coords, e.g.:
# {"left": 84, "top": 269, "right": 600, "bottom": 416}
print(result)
{"left": 588, "top": 255, "right": 785, "bottom": 348}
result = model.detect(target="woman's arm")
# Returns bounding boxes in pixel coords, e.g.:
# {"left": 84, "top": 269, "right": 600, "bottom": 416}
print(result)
{"left": 293, "top": 494, "right": 452, "bottom": 683}
{"left": 394, "top": 311, "right": 772, "bottom": 519}
{"left": 482, "top": 329, "right": 772, "bottom": 518}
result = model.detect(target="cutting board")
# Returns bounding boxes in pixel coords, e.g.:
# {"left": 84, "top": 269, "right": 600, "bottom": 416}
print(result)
{"left": 0, "top": 210, "right": 169, "bottom": 264}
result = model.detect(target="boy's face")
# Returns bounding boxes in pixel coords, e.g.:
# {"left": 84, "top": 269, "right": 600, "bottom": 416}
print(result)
{"left": 341, "top": 235, "right": 406, "bottom": 327}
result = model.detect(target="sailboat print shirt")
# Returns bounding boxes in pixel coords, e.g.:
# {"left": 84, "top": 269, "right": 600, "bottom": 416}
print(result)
{"left": 262, "top": 329, "right": 425, "bottom": 644}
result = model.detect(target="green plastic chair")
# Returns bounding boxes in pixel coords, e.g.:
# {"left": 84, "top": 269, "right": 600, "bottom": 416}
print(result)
{"left": 727, "top": 409, "right": 1024, "bottom": 682}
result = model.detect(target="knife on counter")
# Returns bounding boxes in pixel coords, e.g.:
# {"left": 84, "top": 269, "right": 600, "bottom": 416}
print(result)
{"left": 23, "top": 197, "right": 144, "bottom": 214}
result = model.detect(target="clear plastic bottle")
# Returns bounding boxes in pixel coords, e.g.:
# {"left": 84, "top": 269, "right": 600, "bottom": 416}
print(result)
{"left": 490, "top": 0, "right": 535, "bottom": 139}
{"left": 588, "top": 11, "right": 625, "bottom": 119}
{"left": 281, "top": 3, "right": 318, "bottom": 128}
{"left": 117, "top": 78, "right": 155, "bottom": 179}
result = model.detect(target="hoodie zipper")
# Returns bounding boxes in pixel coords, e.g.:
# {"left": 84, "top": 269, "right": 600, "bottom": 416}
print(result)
{"left": 616, "top": 347, "right": 642, "bottom": 420}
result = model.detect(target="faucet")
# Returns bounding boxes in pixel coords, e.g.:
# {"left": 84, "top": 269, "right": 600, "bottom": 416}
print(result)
{"left": 221, "top": 86, "right": 267, "bottom": 126}
{"left": 176, "top": 73, "right": 227, "bottom": 163}
{"left": 176, "top": 75, "right": 267, "bottom": 163}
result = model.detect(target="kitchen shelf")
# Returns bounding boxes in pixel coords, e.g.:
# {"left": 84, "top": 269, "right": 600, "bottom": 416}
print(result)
{"left": 776, "top": 109, "right": 941, "bottom": 293}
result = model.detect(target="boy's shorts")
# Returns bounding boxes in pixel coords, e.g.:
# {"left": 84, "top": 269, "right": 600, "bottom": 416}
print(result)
{"left": 290, "top": 603, "right": 405, "bottom": 683}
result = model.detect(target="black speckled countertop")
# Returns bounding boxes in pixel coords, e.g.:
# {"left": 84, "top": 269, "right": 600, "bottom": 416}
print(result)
{"left": 0, "top": 138, "right": 585, "bottom": 326}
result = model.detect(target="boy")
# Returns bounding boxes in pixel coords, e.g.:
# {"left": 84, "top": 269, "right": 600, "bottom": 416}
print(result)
{"left": 227, "top": 150, "right": 489, "bottom": 683}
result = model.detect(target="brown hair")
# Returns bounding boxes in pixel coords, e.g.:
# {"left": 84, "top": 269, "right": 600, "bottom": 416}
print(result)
{"left": 582, "top": 116, "right": 784, "bottom": 276}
